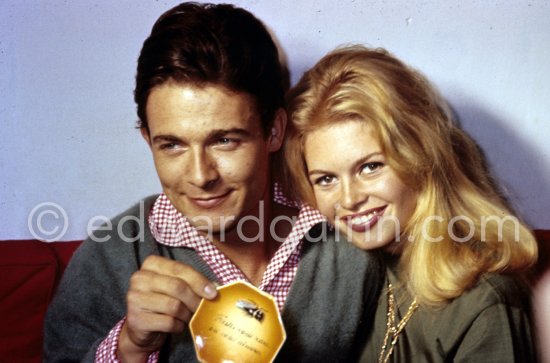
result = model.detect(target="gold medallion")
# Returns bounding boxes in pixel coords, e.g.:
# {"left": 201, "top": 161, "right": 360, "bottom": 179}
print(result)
{"left": 189, "top": 281, "right": 286, "bottom": 363}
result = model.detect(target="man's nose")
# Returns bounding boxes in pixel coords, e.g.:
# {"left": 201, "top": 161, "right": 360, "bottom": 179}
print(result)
{"left": 187, "top": 148, "right": 219, "bottom": 189}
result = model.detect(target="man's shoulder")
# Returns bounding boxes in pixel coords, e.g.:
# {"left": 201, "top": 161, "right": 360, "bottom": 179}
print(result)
{"left": 300, "top": 222, "right": 382, "bottom": 270}
{"left": 302, "top": 222, "right": 358, "bottom": 249}
{"left": 110, "top": 194, "right": 159, "bottom": 223}
{"left": 79, "top": 195, "right": 160, "bottom": 251}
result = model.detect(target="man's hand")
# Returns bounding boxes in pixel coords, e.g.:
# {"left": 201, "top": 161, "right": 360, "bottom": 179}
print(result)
{"left": 117, "top": 255, "right": 217, "bottom": 362}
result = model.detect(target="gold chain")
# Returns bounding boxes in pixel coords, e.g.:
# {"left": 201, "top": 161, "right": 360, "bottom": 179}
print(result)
{"left": 378, "top": 283, "right": 419, "bottom": 363}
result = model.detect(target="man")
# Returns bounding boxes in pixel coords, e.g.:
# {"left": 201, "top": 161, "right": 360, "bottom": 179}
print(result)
{"left": 44, "top": 3, "right": 382, "bottom": 362}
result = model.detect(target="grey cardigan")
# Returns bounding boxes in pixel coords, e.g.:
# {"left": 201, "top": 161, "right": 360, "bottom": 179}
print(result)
{"left": 44, "top": 196, "right": 383, "bottom": 362}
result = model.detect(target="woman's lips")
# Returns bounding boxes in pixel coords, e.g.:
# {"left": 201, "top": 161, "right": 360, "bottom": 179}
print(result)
{"left": 189, "top": 191, "right": 232, "bottom": 209}
{"left": 341, "top": 206, "right": 387, "bottom": 232}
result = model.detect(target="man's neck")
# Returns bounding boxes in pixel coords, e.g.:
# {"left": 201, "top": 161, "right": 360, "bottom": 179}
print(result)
{"left": 211, "top": 201, "right": 298, "bottom": 286}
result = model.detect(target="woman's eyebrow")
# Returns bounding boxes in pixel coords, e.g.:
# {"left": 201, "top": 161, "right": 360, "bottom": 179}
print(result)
{"left": 307, "top": 151, "right": 383, "bottom": 176}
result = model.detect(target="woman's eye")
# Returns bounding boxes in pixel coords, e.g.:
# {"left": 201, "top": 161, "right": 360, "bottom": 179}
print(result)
{"left": 314, "top": 175, "right": 336, "bottom": 186}
{"left": 360, "top": 162, "right": 383, "bottom": 174}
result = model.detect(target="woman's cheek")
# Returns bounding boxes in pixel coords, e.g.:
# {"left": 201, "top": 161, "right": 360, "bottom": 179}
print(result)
{"left": 315, "top": 191, "right": 337, "bottom": 222}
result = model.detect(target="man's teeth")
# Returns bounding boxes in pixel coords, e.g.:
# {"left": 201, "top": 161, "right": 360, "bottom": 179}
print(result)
{"left": 350, "top": 211, "right": 379, "bottom": 225}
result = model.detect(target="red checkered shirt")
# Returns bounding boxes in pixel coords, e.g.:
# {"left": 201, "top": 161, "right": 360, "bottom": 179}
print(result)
{"left": 95, "top": 184, "right": 325, "bottom": 362}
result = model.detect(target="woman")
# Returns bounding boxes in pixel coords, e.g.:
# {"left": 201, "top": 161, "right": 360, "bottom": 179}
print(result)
{"left": 284, "top": 46, "right": 538, "bottom": 362}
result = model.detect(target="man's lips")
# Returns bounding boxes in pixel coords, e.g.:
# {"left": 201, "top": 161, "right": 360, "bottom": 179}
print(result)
{"left": 340, "top": 206, "right": 387, "bottom": 232}
{"left": 188, "top": 190, "right": 232, "bottom": 209}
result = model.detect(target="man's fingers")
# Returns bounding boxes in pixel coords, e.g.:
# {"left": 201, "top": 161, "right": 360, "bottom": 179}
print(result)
{"left": 127, "top": 288, "right": 194, "bottom": 323}
{"left": 140, "top": 255, "right": 218, "bottom": 299}
{"left": 130, "top": 270, "right": 203, "bottom": 312}
{"left": 124, "top": 254, "right": 218, "bottom": 352}
{"left": 126, "top": 308, "right": 187, "bottom": 336}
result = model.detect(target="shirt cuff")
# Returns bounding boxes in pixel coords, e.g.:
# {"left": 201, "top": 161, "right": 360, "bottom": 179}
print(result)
{"left": 95, "top": 317, "right": 160, "bottom": 363}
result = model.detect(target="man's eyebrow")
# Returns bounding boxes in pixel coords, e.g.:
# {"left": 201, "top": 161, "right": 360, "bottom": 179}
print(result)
{"left": 151, "top": 128, "right": 253, "bottom": 144}
{"left": 151, "top": 135, "right": 182, "bottom": 144}
{"left": 209, "top": 128, "right": 253, "bottom": 139}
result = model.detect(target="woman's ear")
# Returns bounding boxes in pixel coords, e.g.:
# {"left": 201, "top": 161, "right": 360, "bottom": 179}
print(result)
{"left": 268, "top": 108, "right": 287, "bottom": 152}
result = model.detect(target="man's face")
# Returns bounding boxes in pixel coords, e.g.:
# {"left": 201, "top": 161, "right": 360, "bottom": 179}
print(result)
{"left": 143, "top": 82, "right": 283, "bottom": 237}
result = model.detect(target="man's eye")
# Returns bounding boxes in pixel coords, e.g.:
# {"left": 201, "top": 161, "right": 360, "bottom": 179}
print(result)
{"left": 159, "top": 143, "right": 178, "bottom": 150}
{"left": 214, "top": 137, "right": 240, "bottom": 149}
{"left": 360, "top": 162, "right": 383, "bottom": 174}
{"left": 218, "top": 138, "right": 233, "bottom": 144}
{"left": 314, "top": 175, "right": 336, "bottom": 186}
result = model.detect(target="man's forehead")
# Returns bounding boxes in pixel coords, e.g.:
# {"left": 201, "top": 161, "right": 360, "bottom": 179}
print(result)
{"left": 149, "top": 82, "right": 256, "bottom": 118}
{"left": 145, "top": 83, "right": 265, "bottom": 141}
{"left": 149, "top": 80, "right": 258, "bottom": 109}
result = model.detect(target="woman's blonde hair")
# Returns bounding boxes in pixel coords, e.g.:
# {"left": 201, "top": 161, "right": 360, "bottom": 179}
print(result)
{"left": 284, "top": 45, "right": 537, "bottom": 306}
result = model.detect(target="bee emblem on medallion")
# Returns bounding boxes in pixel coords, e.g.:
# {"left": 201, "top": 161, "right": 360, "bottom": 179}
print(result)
{"left": 235, "top": 299, "right": 265, "bottom": 322}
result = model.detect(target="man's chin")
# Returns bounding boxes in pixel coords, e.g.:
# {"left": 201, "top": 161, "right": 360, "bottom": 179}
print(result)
{"left": 188, "top": 216, "right": 239, "bottom": 238}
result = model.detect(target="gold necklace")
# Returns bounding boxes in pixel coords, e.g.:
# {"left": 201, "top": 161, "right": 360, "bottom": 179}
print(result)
{"left": 378, "top": 283, "right": 419, "bottom": 363}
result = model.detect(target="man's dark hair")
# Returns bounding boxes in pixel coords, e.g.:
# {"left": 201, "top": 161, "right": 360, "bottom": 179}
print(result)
{"left": 135, "top": 2, "right": 287, "bottom": 135}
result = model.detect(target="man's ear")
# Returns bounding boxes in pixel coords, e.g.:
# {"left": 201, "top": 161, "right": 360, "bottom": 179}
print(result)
{"left": 268, "top": 108, "right": 287, "bottom": 152}
{"left": 140, "top": 127, "right": 152, "bottom": 147}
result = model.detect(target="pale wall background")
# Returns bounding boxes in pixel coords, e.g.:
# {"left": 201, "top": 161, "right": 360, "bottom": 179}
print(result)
{"left": 1, "top": 0, "right": 549, "bottom": 241}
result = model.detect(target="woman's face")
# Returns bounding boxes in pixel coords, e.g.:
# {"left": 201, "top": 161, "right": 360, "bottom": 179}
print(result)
{"left": 304, "top": 120, "right": 417, "bottom": 251}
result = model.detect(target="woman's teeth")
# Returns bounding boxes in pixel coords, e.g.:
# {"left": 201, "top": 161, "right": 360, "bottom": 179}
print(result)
{"left": 350, "top": 211, "right": 380, "bottom": 225}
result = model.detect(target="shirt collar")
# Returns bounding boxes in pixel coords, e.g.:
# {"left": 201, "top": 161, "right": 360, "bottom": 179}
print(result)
{"left": 148, "top": 183, "right": 326, "bottom": 248}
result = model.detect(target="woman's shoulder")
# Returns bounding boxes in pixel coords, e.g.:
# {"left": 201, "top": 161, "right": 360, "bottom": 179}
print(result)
{"left": 417, "top": 274, "right": 527, "bottom": 342}
{"left": 421, "top": 274, "right": 535, "bottom": 361}
{"left": 469, "top": 273, "right": 530, "bottom": 308}
{"left": 449, "top": 274, "right": 529, "bottom": 314}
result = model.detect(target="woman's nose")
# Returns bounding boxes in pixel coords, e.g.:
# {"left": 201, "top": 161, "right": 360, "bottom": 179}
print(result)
{"left": 338, "top": 178, "right": 366, "bottom": 211}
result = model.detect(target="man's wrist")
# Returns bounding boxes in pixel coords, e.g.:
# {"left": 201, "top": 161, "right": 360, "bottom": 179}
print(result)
{"left": 117, "top": 322, "right": 152, "bottom": 363}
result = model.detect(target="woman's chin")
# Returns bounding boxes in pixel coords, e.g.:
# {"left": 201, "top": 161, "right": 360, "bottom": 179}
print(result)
{"left": 348, "top": 233, "right": 388, "bottom": 251}
{"left": 339, "top": 228, "right": 399, "bottom": 252}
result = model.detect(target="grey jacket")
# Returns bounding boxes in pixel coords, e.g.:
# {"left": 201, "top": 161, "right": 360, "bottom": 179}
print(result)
{"left": 44, "top": 196, "right": 383, "bottom": 362}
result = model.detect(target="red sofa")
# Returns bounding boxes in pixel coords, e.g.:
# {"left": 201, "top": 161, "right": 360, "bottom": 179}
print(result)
{"left": 0, "top": 240, "right": 81, "bottom": 363}
{"left": 0, "top": 231, "right": 549, "bottom": 363}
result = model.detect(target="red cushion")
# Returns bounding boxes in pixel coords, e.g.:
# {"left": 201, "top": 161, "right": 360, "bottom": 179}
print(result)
{"left": 0, "top": 231, "right": 547, "bottom": 362}
{"left": 0, "top": 240, "right": 81, "bottom": 363}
